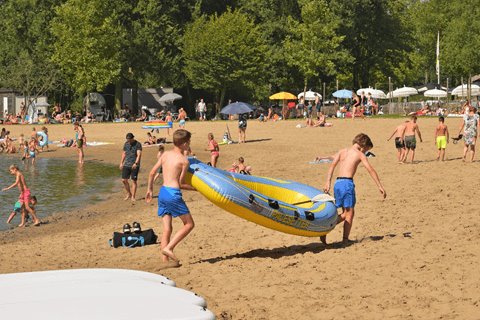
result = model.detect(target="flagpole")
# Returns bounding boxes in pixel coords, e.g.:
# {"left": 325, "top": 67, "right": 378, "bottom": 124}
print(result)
{"left": 436, "top": 31, "right": 440, "bottom": 86}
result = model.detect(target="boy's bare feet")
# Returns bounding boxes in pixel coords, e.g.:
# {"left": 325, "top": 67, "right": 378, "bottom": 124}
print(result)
{"left": 161, "top": 249, "right": 179, "bottom": 262}
{"left": 123, "top": 194, "right": 131, "bottom": 201}
{"left": 320, "top": 235, "right": 327, "bottom": 245}
{"left": 131, "top": 197, "right": 136, "bottom": 202}
{"left": 33, "top": 220, "right": 41, "bottom": 226}
{"left": 156, "top": 261, "right": 181, "bottom": 271}
{"left": 18, "top": 223, "right": 25, "bottom": 227}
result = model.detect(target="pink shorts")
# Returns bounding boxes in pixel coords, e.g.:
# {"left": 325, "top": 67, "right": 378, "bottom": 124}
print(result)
{"left": 211, "top": 151, "right": 219, "bottom": 157}
{"left": 19, "top": 188, "right": 31, "bottom": 203}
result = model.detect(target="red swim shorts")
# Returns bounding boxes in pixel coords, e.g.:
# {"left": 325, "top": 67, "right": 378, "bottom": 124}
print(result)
{"left": 19, "top": 188, "right": 31, "bottom": 203}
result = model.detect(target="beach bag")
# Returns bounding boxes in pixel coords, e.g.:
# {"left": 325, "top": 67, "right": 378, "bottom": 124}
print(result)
{"left": 110, "top": 229, "right": 158, "bottom": 248}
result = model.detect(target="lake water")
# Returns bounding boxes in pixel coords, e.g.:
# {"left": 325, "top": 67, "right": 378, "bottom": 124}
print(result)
{"left": 0, "top": 156, "right": 120, "bottom": 230}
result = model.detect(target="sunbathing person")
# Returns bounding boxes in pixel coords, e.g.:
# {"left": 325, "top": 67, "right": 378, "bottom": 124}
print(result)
{"left": 237, "top": 157, "right": 252, "bottom": 174}
{"left": 144, "top": 132, "right": 155, "bottom": 145}
{"left": 312, "top": 112, "right": 333, "bottom": 127}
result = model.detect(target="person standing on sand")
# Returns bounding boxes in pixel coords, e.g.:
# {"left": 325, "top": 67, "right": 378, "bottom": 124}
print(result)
{"left": 351, "top": 93, "right": 360, "bottom": 120}
{"left": 322, "top": 134, "right": 386, "bottom": 245}
{"left": 146, "top": 129, "right": 196, "bottom": 268}
{"left": 178, "top": 108, "right": 187, "bottom": 128}
{"left": 238, "top": 113, "right": 248, "bottom": 143}
{"left": 120, "top": 132, "right": 142, "bottom": 202}
{"left": 2, "top": 165, "right": 41, "bottom": 227}
{"left": 458, "top": 106, "right": 479, "bottom": 162}
{"left": 387, "top": 121, "right": 408, "bottom": 162}
{"left": 402, "top": 115, "right": 423, "bottom": 163}
{"left": 434, "top": 116, "right": 449, "bottom": 161}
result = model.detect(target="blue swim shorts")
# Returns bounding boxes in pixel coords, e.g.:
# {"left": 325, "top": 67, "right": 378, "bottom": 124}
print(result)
{"left": 333, "top": 178, "right": 356, "bottom": 209}
{"left": 157, "top": 186, "right": 190, "bottom": 217}
{"left": 179, "top": 119, "right": 186, "bottom": 126}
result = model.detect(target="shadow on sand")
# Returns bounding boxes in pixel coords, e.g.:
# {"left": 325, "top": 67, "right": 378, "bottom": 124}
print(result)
{"left": 193, "top": 231, "right": 414, "bottom": 264}
{"left": 192, "top": 240, "right": 355, "bottom": 265}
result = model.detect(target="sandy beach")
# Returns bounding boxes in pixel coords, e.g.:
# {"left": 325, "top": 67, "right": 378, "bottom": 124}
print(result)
{"left": 0, "top": 117, "right": 479, "bottom": 319}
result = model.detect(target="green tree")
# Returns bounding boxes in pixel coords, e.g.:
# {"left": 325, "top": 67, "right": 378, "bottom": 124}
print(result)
{"left": 236, "top": 0, "right": 303, "bottom": 93}
{"left": 0, "top": 0, "right": 66, "bottom": 104}
{"left": 283, "top": 0, "right": 348, "bottom": 92}
{"left": 51, "top": 0, "right": 125, "bottom": 98}
{"left": 183, "top": 9, "right": 268, "bottom": 113}
{"left": 129, "top": 0, "right": 195, "bottom": 89}
{"left": 332, "top": 0, "right": 415, "bottom": 89}
{"left": 441, "top": 0, "right": 480, "bottom": 82}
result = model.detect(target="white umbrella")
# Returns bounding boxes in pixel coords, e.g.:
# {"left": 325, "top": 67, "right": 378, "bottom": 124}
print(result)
{"left": 451, "top": 84, "right": 480, "bottom": 96}
{"left": 34, "top": 101, "right": 51, "bottom": 107}
{"left": 357, "top": 88, "right": 387, "bottom": 99}
{"left": 424, "top": 89, "right": 447, "bottom": 98}
{"left": 297, "top": 90, "right": 321, "bottom": 101}
{"left": 159, "top": 93, "right": 182, "bottom": 103}
{"left": 392, "top": 86, "right": 418, "bottom": 98}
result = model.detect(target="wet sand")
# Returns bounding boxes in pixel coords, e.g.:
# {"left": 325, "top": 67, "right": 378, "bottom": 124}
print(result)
{"left": 0, "top": 117, "right": 479, "bottom": 319}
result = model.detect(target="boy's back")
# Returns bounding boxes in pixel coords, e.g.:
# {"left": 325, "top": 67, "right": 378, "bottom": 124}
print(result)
{"left": 404, "top": 120, "right": 419, "bottom": 136}
{"left": 160, "top": 149, "right": 189, "bottom": 189}
{"left": 394, "top": 123, "right": 407, "bottom": 138}
{"left": 333, "top": 147, "right": 365, "bottom": 178}
{"left": 436, "top": 123, "right": 448, "bottom": 136}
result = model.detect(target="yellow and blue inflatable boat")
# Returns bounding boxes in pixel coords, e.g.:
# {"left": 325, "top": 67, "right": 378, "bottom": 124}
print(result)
{"left": 187, "top": 158, "right": 338, "bottom": 237}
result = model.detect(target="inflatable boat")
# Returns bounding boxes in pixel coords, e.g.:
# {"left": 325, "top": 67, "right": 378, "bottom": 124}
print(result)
{"left": 187, "top": 158, "right": 338, "bottom": 237}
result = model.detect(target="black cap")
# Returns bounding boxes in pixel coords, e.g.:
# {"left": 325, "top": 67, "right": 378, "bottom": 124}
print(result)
{"left": 126, "top": 133, "right": 134, "bottom": 139}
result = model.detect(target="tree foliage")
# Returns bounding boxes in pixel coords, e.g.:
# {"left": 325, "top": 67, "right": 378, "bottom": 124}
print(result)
{"left": 0, "top": 0, "right": 65, "bottom": 99}
{"left": 51, "top": 0, "right": 125, "bottom": 94}
{"left": 183, "top": 9, "right": 268, "bottom": 111}
{"left": 283, "top": 0, "right": 348, "bottom": 90}
{"left": 0, "top": 0, "right": 479, "bottom": 108}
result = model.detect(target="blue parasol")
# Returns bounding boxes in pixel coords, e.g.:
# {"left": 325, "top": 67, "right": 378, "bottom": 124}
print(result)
{"left": 332, "top": 89, "right": 353, "bottom": 99}
{"left": 220, "top": 102, "right": 256, "bottom": 115}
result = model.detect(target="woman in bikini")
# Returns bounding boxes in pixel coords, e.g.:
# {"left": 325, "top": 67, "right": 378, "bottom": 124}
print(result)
{"left": 205, "top": 133, "right": 219, "bottom": 167}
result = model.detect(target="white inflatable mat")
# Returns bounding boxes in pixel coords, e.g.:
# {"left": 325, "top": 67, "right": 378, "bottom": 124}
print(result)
{"left": 0, "top": 268, "right": 215, "bottom": 320}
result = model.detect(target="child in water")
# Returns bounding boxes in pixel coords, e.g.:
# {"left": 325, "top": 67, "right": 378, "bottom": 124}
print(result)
{"left": 7, "top": 196, "right": 37, "bottom": 227}
{"left": 27, "top": 138, "right": 38, "bottom": 164}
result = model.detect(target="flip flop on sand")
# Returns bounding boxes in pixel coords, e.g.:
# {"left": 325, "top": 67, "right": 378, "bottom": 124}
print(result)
{"left": 452, "top": 134, "right": 463, "bottom": 144}
{"left": 161, "top": 249, "right": 179, "bottom": 262}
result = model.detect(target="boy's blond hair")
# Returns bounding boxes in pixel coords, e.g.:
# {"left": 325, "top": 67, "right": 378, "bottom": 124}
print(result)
{"left": 352, "top": 133, "right": 373, "bottom": 149}
{"left": 9, "top": 164, "right": 19, "bottom": 171}
{"left": 173, "top": 129, "right": 191, "bottom": 147}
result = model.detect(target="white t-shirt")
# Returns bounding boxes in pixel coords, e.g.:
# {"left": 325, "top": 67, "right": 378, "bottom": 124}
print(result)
{"left": 198, "top": 102, "right": 206, "bottom": 112}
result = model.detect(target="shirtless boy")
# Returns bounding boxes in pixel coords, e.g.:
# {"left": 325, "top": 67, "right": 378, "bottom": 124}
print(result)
{"left": 402, "top": 115, "right": 423, "bottom": 163}
{"left": 146, "top": 129, "right": 196, "bottom": 267}
{"left": 387, "top": 121, "right": 408, "bottom": 162}
{"left": 2, "top": 165, "right": 41, "bottom": 226}
{"left": 435, "top": 116, "right": 449, "bottom": 161}
{"left": 322, "top": 133, "right": 386, "bottom": 245}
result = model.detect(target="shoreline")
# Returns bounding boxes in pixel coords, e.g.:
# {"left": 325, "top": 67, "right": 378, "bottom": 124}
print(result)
{"left": 0, "top": 157, "right": 122, "bottom": 232}
{"left": 1, "top": 119, "right": 479, "bottom": 319}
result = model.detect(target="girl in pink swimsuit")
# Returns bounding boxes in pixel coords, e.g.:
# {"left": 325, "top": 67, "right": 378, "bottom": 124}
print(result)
{"left": 205, "top": 133, "right": 219, "bottom": 167}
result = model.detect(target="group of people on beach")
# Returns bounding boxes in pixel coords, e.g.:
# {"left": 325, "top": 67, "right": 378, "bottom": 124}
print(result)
{"left": 387, "top": 106, "right": 479, "bottom": 163}
{"left": 5, "top": 101, "right": 479, "bottom": 270}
